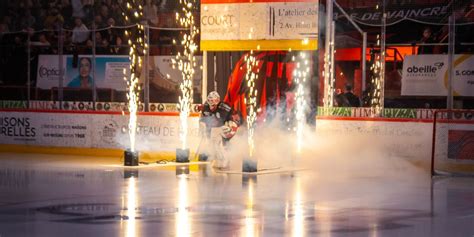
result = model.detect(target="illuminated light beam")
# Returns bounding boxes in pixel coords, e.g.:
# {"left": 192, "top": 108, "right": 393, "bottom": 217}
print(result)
{"left": 174, "top": 0, "right": 198, "bottom": 150}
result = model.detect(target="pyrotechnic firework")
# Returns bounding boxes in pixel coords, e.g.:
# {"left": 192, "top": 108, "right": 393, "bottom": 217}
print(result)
{"left": 173, "top": 0, "right": 198, "bottom": 150}
{"left": 121, "top": 0, "right": 146, "bottom": 152}
{"left": 244, "top": 51, "right": 258, "bottom": 157}
{"left": 293, "top": 52, "right": 309, "bottom": 153}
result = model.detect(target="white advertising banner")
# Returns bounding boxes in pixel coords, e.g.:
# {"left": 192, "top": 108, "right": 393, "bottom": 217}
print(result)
{"left": 0, "top": 112, "right": 94, "bottom": 148}
{"left": 0, "top": 111, "right": 200, "bottom": 152}
{"left": 401, "top": 54, "right": 474, "bottom": 96}
{"left": 200, "top": 0, "right": 318, "bottom": 51}
{"left": 36, "top": 55, "right": 130, "bottom": 90}
{"left": 201, "top": 1, "right": 318, "bottom": 40}
{"left": 315, "top": 119, "right": 433, "bottom": 163}
{"left": 36, "top": 55, "right": 67, "bottom": 90}
{"left": 36, "top": 55, "right": 202, "bottom": 93}
{"left": 148, "top": 56, "right": 202, "bottom": 92}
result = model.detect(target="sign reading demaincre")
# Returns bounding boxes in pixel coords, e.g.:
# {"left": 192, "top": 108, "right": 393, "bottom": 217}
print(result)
{"left": 402, "top": 54, "right": 474, "bottom": 96}
{"left": 200, "top": 0, "right": 318, "bottom": 51}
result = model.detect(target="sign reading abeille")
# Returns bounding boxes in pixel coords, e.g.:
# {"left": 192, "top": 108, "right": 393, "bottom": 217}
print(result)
{"left": 402, "top": 55, "right": 474, "bottom": 96}
{"left": 200, "top": 0, "right": 318, "bottom": 51}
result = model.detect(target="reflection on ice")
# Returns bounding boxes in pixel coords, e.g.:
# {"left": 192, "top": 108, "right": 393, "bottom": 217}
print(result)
{"left": 176, "top": 175, "right": 191, "bottom": 237}
{"left": 125, "top": 176, "right": 137, "bottom": 237}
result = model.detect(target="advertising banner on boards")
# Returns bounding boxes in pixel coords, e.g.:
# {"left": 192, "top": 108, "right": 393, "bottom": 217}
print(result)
{"left": 401, "top": 54, "right": 474, "bottom": 96}
{"left": 0, "top": 111, "right": 200, "bottom": 152}
{"left": 36, "top": 55, "right": 202, "bottom": 94}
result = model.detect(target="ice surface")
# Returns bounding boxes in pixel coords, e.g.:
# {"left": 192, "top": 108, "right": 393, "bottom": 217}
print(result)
{"left": 0, "top": 152, "right": 473, "bottom": 237}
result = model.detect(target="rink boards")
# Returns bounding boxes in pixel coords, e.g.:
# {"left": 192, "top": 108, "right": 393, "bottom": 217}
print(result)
{"left": 0, "top": 109, "right": 473, "bottom": 170}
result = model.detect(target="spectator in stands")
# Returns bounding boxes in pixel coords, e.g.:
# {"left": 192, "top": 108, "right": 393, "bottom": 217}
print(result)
{"left": 334, "top": 88, "right": 350, "bottom": 107}
{"left": 144, "top": 0, "right": 159, "bottom": 26}
{"left": 94, "top": 31, "right": 103, "bottom": 45}
{"left": 112, "top": 36, "right": 128, "bottom": 55}
{"left": 361, "top": 83, "right": 372, "bottom": 107}
{"left": 71, "top": 0, "right": 85, "bottom": 19}
{"left": 93, "top": 15, "right": 106, "bottom": 29}
{"left": 159, "top": 0, "right": 169, "bottom": 10}
{"left": 107, "top": 17, "right": 115, "bottom": 28}
{"left": 72, "top": 18, "right": 89, "bottom": 45}
{"left": 82, "top": 39, "right": 93, "bottom": 54}
{"left": 58, "top": 0, "right": 73, "bottom": 26}
{"left": 1, "top": 16, "right": 13, "bottom": 32}
{"left": 99, "top": 4, "right": 110, "bottom": 22}
{"left": 417, "top": 27, "right": 435, "bottom": 54}
{"left": 97, "top": 38, "right": 112, "bottom": 54}
{"left": 43, "top": 8, "right": 64, "bottom": 29}
{"left": 104, "top": 17, "right": 119, "bottom": 44}
{"left": 343, "top": 84, "right": 360, "bottom": 107}
{"left": 34, "top": 8, "right": 47, "bottom": 30}
{"left": 103, "top": 0, "right": 113, "bottom": 7}
{"left": 31, "top": 33, "right": 51, "bottom": 53}
{"left": 68, "top": 57, "right": 93, "bottom": 88}
{"left": 19, "top": 10, "right": 36, "bottom": 30}
{"left": 109, "top": 3, "right": 122, "bottom": 24}
{"left": 0, "top": 23, "right": 8, "bottom": 41}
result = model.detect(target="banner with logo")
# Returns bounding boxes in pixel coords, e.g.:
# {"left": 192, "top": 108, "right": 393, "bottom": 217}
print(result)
{"left": 0, "top": 111, "right": 200, "bottom": 152}
{"left": 334, "top": 4, "right": 449, "bottom": 25}
{"left": 36, "top": 55, "right": 202, "bottom": 93}
{"left": 200, "top": 0, "right": 318, "bottom": 51}
{"left": 402, "top": 54, "right": 474, "bottom": 96}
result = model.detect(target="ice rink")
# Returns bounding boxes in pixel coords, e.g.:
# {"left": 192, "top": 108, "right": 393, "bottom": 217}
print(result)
{"left": 0, "top": 152, "right": 473, "bottom": 237}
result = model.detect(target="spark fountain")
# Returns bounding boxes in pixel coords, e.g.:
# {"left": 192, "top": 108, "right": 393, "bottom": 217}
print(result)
{"left": 293, "top": 51, "right": 310, "bottom": 154}
{"left": 174, "top": 0, "right": 198, "bottom": 163}
{"left": 369, "top": 3, "right": 386, "bottom": 117}
{"left": 122, "top": 0, "right": 146, "bottom": 166}
{"left": 323, "top": 24, "right": 335, "bottom": 108}
{"left": 370, "top": 34, "right": 384, "bottom": 116}
{"left": 242, "top": 51, "right": 259, "bottom": 172}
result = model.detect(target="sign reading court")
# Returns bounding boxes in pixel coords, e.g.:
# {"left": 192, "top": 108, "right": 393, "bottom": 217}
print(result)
{"left": 200, "top": 0, "right": 319, "bottom": 51}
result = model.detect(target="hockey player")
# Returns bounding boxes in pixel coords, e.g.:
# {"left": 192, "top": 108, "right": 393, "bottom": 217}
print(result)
{"left": 199, "top": 91, "right": 240, "bottom": 169}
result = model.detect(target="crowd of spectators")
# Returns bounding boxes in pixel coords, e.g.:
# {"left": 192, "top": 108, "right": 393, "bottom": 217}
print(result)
{"left": 0, "top": 0, "right": 182, "bottom": 55}
{"left": 0, "top": 0, "right": 185, "bottom": 86}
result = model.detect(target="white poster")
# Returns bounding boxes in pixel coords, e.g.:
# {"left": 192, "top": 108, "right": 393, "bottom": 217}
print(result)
{"left": 149, "top": 56, "right": 202, "bottom": 93}
{"left": 201, "top": 2, "right": 318, "bottom": 41}
{"left": 36, "top": 55, "right": 67, "bottom": 90}
{"left": 402, "top": 54, "right": 474, "bottom": 96}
